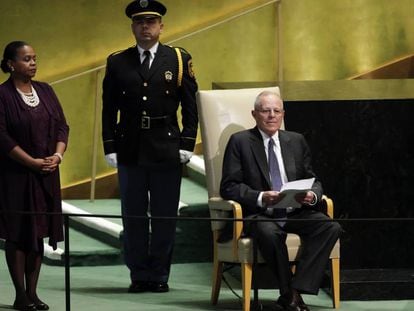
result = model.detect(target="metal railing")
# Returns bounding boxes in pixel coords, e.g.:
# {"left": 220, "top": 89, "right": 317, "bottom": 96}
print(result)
{"left": 1, "top": 209, "right": 412, "bottom": 310}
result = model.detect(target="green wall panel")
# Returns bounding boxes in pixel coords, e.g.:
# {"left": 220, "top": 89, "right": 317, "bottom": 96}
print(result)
{"left": 50, "top": 73, "right": 106, "bottom": 186}
{"left": 173, "top": 5, "right": 278, "bottom": 90}
{"left": 282, "top": 0, "right": 414, "bottom": 80}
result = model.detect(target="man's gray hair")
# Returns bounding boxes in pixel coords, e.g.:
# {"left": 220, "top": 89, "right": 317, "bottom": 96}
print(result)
{"left": 254, "top": 91, "right": 283, "bottom": 110}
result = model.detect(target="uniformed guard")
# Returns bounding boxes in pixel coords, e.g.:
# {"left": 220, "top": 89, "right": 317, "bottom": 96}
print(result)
{"left": 101, "top": 0, "right": 198, "bottom": 293}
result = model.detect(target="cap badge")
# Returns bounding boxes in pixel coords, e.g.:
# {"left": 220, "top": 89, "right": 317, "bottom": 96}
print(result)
{"left": 139, "top": 0, "right": 149, "bottom": 8}
{"left": 165, "top": 71, "right": 173, "bottom": 82}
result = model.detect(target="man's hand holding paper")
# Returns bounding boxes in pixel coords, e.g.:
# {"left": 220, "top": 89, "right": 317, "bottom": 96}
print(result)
{"left": 262, "top": 190, "right": 285, "bottom": 206}
{"left": 294, "top": 191, "right": 316, "bottom": 205}
{"left": 268, "top": 177, "right": 316, "bottom": 209}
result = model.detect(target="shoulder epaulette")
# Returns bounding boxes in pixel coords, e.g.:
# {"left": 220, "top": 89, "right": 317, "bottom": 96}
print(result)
{"left": 110, "top": 45, "right": 135, "bottom": 57}
{"left": 176, "top": 46, "right": 190, "bottom": 55}
{"left": 168, "top": 45, "right": 190, "bottom": 55}
{"left": 109, "top": 50, "right": 123, "bottom": 57}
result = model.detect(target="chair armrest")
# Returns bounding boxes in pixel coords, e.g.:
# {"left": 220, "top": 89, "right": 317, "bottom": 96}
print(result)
{"left": 208, "top": 197, "right": 244, "bottom": 254}
{"left": 321, "top": 195, "right": 334, "bottom": 219}
{"left": 209, "top": 197, "right": 239, "bottom": 211}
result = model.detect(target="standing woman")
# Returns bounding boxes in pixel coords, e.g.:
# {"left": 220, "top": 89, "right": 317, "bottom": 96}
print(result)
{"left": 0, "top": 41, "right": 69, "bottom": 311}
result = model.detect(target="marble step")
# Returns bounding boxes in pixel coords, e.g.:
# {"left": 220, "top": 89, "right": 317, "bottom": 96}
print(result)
{"left": 43, "top": 170, "right": 210, "bottom": 265}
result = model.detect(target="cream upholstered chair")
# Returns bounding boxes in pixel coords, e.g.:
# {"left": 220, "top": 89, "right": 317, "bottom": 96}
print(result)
{"left": 196, "top": 87, "right": 340, "bottom": 311}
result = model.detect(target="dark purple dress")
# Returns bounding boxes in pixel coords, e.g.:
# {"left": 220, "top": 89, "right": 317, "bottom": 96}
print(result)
{"left": 0, "top": 78, "right": 69, "bottom": 251}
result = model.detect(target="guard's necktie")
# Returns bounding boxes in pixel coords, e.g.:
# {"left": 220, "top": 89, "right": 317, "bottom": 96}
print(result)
{"left": 142, "top": 50, "right": 151, "bottom": 74}
{"left": 268, "top": 138, "right": 287, "bottom": 224}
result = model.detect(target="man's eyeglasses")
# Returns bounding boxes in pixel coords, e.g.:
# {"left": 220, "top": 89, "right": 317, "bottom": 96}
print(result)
{"left": 255, "top": 108, "right": 284, "bottom": 115}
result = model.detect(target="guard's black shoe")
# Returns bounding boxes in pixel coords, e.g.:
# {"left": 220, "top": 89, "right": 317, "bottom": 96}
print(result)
{"left": 128, "top": 281, "right": 150, "bottom": 293}
{"left": 149, "top": 281, "right": 169, "bottom": 293}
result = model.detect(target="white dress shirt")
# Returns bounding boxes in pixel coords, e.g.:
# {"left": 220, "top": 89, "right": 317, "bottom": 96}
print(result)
{"left": 256, "top": 129, "right": 317, "bottom": 209}
{"left": 137, "top": 42, "right": 159, "bottom": 68}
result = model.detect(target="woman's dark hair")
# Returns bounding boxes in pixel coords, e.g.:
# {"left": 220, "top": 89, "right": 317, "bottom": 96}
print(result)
{"left": 1, "top": 41, "right": 29, "bottom": 73}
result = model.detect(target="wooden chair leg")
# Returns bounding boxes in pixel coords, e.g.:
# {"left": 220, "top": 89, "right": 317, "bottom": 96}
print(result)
{"left": 331, "top": 258, "right": 340, "bottom": 309}
{"left": 211, "top": 259, "right": 223, "bottom": 305}
{"left": 241, "top": 263, "right": 252, "bottom": 311}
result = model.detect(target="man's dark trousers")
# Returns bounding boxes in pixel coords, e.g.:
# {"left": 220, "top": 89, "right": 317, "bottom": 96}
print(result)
{"left": 247, "top": 209, "right": 341, "bottom": 295}
{"left": 118, "top": 164, "right": 182, "bottom": 283}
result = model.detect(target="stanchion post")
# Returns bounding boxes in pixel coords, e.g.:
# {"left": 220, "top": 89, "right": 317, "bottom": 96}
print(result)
{"left": 252, "top": 220, "right": 261, "bottom": 310}
{"left": 64, "top": 215, "right": 71, "bottom": 311}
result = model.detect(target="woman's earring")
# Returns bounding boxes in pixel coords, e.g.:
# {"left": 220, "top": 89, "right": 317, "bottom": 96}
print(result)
{"left": 10, "top": 66, "right": 15, "bottom": 72}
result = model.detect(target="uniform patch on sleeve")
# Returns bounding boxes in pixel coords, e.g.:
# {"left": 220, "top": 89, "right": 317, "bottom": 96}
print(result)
{"left": 188, "top": 59, "right": 195, "bottom": 79}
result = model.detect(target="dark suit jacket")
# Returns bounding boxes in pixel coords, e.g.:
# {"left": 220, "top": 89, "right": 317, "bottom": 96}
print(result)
{"left": 220, "top": 127, "right": 322, "bottom": 217}
{"left": 102, "top": 43, "right": 198, "bottom": 166}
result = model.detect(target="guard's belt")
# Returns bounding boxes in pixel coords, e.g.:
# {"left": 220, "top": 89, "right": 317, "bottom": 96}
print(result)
{"left": 140, "top": 115, "right": 172, "bottom": 129}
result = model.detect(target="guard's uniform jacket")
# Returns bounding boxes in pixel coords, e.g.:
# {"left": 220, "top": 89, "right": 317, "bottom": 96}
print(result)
{"left": 102, "top": 43, "right": 198, "bottom": 166}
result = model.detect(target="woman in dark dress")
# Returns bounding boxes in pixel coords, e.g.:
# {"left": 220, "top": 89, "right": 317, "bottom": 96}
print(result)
{"left": 0, "top": 41, "right": 69, "bottom": 311}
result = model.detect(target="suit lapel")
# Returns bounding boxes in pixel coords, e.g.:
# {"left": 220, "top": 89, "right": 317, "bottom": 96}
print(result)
{"left": 128, "top": 47, "right": 145, "bottom": 79}
{"left": 133, "top": 45, "right": 161, "bottom": 80}
{"left": 135, "top": 48, "right": 150, "bottom": 79}
{"left": 279, "top": 131, "right": 297, "bottom": 181}
{"left": 134, "top": 44, "right": 170, "bottom": 80}
{"left": 249, "top": 128, "right": 272, "bottom": 188}
{"left": 143, "top": 44, "right": 167, "bottom": 80}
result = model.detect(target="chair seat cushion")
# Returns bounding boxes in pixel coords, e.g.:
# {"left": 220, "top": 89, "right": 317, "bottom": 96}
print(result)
{"left": 217, "top": 233, "right": 302, "bottom": 263}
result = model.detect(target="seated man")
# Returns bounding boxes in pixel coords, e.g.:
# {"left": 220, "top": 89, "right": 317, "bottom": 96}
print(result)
{"left": 220, "top": 91, "right": 342, "bottom": 311}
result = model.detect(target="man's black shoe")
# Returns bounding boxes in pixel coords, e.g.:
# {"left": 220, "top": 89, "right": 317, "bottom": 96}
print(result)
{"left": 276, "top": 290, "right": 310, "bottom": 311}
{"left": 277, "top": 295, "right": 300, "bottom": 311}
{"left": 128, "top": 281, "right": 149, "bottom": 293}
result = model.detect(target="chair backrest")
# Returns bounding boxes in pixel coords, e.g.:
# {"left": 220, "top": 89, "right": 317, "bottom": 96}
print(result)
{"left": 197, "top": 87, "right": 281, "bottom": 198}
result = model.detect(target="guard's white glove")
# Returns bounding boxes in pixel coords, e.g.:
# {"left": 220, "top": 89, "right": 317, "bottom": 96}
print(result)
{"left": 179, "top": 150, "right": 193, "bottom": 164}
{"left": 105, "top": 153, "right": 118, "bottom": 168}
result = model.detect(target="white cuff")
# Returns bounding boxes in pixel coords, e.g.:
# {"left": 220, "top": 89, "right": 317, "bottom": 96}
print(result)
{"left": 105, "top": 153, "right": 118, "bottom": 168}
{"left": 179, "top": 149, "right": 193, "bottom": 164}
{"left": 309, "top": 191, "right": 318, "bottom": 206}
{"left": 257, "top": 191, "right": 264, "bottom": 207}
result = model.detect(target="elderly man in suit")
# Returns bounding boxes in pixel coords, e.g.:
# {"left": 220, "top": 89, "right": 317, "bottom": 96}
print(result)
{"left": 102, "top": 0, "right": 198, "bottom": 293}
{"left": 220, "top": 91, "right": 341, "bottom": 311}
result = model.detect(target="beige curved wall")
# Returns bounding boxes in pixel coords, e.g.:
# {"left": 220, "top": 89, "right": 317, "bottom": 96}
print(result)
{"left": 0, "top": 0, "right": 413, "bottom": 188}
